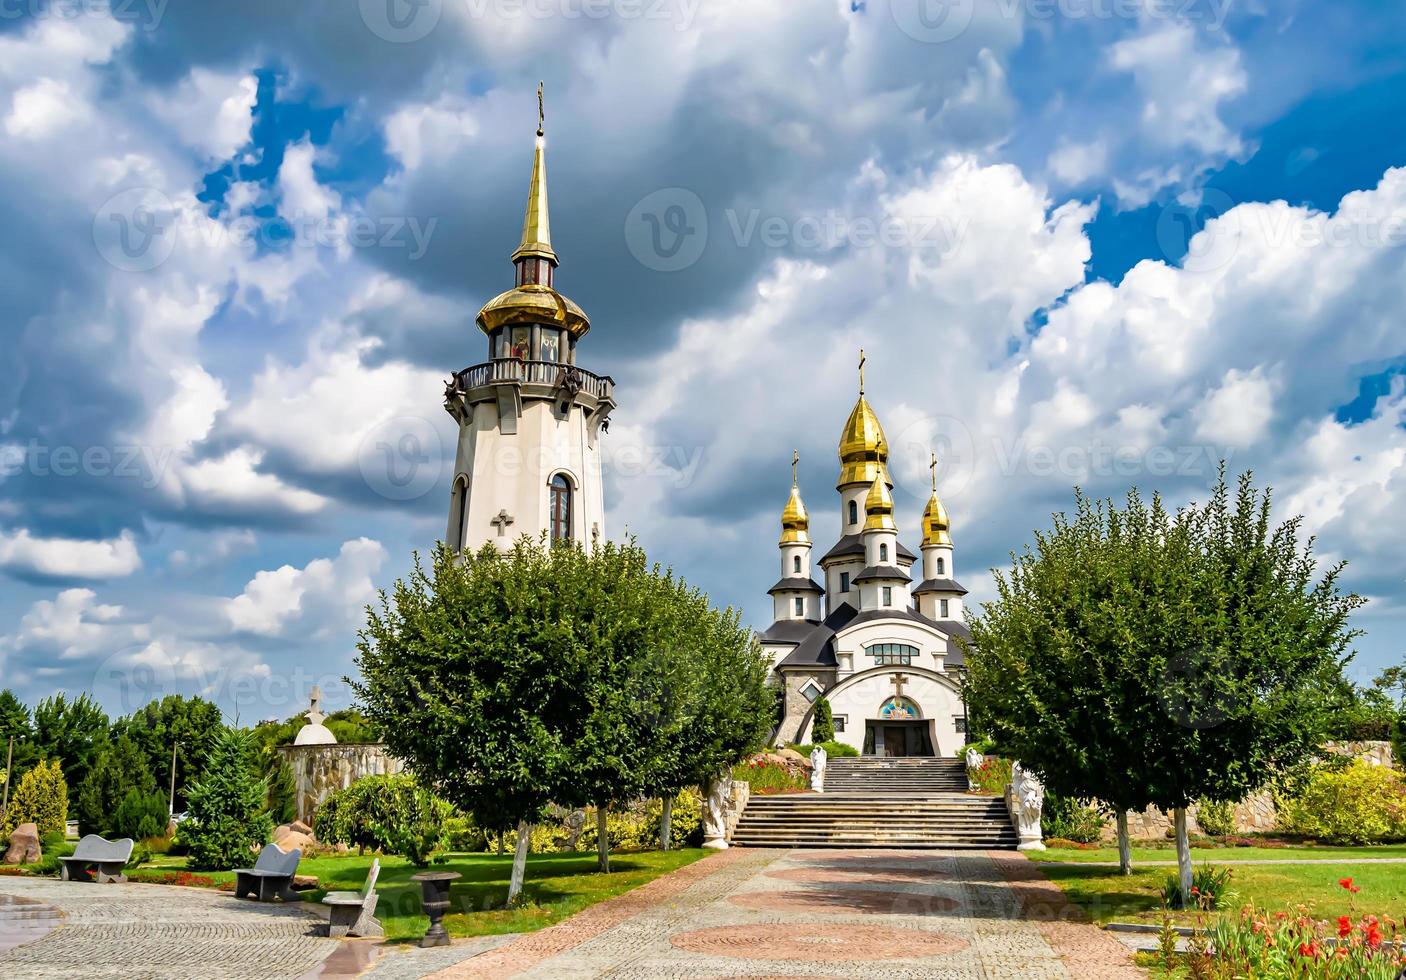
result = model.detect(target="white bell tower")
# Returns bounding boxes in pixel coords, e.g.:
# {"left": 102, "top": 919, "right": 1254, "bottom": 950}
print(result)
{"left": 443, "top": 87, "right": 615, "bottom": 554}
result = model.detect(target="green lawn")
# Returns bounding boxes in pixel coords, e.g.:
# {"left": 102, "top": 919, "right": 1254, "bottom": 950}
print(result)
{"left": 133, "top": 849, "right": 709, "bottom": 941}
{"left": 1034, "top": 843, "right": 1406, "bottom": 864}
{"left": 1038, "top": 858, "right": 1406, "bottom": 926}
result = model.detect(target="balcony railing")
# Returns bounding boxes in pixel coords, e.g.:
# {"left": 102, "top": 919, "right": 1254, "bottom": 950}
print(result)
{"left": 453, "top": 359, "right": 614, "bottom": 401}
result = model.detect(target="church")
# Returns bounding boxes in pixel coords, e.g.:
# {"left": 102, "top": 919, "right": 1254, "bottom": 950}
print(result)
{"left": 762, "top": 370, "right": 972, "bottom": 758}
{"left": 442, "top": 99, "right": 971, "bottom": 761}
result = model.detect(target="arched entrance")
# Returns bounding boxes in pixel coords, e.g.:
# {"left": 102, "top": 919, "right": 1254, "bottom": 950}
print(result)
{"left": 862, "top": 695, "right": 934, "bottom": 757}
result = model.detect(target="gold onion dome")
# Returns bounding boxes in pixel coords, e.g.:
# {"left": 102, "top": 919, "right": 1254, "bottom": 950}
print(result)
{"left": 863, "top": 473, "right": 898, "bottom": 532}
{"left": 837, "top": 395, "right": 892, "bottom": 488}
{"left": 780, "top": 451, "right": 811, "bottom": 545}
{"left": 477, "top": 87, "right": 591, "bottom": 340}
{"left": 922, "top": 491, "right": 952, "bottom": 547}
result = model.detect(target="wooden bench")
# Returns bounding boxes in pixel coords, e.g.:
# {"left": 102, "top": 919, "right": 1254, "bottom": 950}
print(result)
{"left": 59, "top": 835, "right": 134, "bottom": 884}
{"left": 233, "top": 844, "right": 302, "bottom": 902}
{"left": 321, "top": 858, "right": 383, "bottom": 938}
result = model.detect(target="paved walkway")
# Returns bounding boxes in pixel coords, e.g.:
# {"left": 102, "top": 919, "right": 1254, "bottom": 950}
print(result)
{"left": 432, "top": 848, "right": 1142, "bottom": 979}
{"left": 0, "top": 876, "right": 341, "bottom": 979}
{"left": 1045, "top": 856, "right": 1406, "bottom": 868}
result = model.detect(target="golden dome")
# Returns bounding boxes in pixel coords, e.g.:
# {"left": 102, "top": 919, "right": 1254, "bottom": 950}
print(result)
{"left": 837, "top": 395, "right": 892, "bottom": 488}
{"left": 780, "top": 485, "right": 811, "bottom": 545}
{"left": 863, "top": 473, "right": 897, "bottom": 532}
{"left": 922, "top": 492, "right": 952, "bottom": 547}
{"left": 477, "top": 284, "right": 591, "bottom": 338}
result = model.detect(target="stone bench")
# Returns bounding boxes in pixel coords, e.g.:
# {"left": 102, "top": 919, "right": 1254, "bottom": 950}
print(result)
{"left": 233, "top": 844, "right": 302, "bottom": 903}
{"left": 59, "top": 835, "right": 134, "bottom": 884}
{"left": 321, "top": 858, "right": 383, "bottom": 938}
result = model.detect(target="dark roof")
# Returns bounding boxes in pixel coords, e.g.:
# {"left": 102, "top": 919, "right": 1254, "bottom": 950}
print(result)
{"left": 934, "top": 619, "right": 973, "bottom": 666}
{"left": 757, "top": 619, "right": 821, "bottom": 646}
{"left": 912, "top": 577, "right": 968, "bottom": 596}
{"left": 852, "top": 565, "right": 911, "bottom": 584}
{"left": 776, "top": 603, "right": 858, "bottom": 669}
{"left": 766, "top": 576, "right": 825, "bottom": 596}
{"left": 843, "top": 607, "right": 934, "bottom": 631}
{"left": 818, "top": 534, "right": 916, "bottom": 565}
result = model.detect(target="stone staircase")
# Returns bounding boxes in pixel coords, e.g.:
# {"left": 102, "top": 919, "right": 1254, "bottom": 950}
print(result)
{"left": 732, "top": 757, "right": 1018, "bottom": 850}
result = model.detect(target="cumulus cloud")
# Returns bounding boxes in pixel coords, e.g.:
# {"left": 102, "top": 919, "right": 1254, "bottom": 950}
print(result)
{"left": 0, "top": 529, "right": 142, "bottom": 579}
{"left": 224, "top": 538, "right": 387, "bottom": 638}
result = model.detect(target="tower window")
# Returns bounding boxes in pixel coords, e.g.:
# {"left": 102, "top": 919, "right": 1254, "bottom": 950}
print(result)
{"left": 539, "top": 328, "right": 560, "bottom": 362}
{"left": 882, "top": 586, "right": 892, "bottom": 606}
{"left": 840, "top": 572, "right": 850, "bottom": 593}
{"left": 940, "top": 599, "right": 950, "bottom": 618}
{"left": 451, "top": 476, "right": 469, "bottom": 552}
{"left": 848, "top": 499, "right": 858, "bottom": 525}
{"left": 509, "top": 326, "right": 531, "bottom": 360}
{"left": 879, "top": 543, "right": 888, "bottom": 562}
{"left": 549, "top": 473, "right": 573, "bottom": 542}
{"left": 794, "top": 597, "right": 804, "bottom": 617}
{"left": 867, "top": 643, "right": 918, "bottom": 666}
{"left": 793, "top": 555, "right": 801, "bottom": 573}
{"left": 936, "top": 557, "right": 946, "bottom": 575}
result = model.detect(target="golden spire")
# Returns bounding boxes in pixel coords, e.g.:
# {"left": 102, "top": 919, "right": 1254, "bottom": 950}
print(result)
{"left": 863, "top": 473, "right": 897, "bottom": 532}
{"left": 837, "top": 349, "right": 891, "bottom": 488}
{"left": 780, "top": 450, "right": 811, "bottom": 545}
{"left": 512, "top": 82, "right": 557, "bottom": 266}
{"left": 922, "top": 451, "right": 952, "bottom": 547}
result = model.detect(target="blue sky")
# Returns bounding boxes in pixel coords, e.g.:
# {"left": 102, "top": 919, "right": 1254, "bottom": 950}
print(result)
{"left": 0, "top": 0, "right": 1403, "bottom": 722}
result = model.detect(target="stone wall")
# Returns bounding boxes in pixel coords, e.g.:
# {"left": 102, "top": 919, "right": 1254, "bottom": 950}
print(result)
{"left": 1095, "top": 740, "right": 1394, "bottom": 841}
{"left": 276, "top": 743, "right": 404, "bottom": 825}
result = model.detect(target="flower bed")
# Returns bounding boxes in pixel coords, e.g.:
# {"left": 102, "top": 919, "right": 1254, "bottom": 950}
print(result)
{"left": 733, "top": 756, "right": 808, "bottom": 795}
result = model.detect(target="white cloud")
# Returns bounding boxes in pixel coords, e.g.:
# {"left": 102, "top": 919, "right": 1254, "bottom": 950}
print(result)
{"left": 1048, "top": 138, "right": 1108, "bottom": 185}
{"left": 5, "top": 78, "right": 89, "bottom": 139}
{"left": 149, "top": 69, "right": 257, "bottom": 160}
{"left": 1193, "top": 368, "right": 1277, "bottom": 447}
{"left": 0, "top": 588, "right": 145, "bottom": 661}
{"left": 0, "top": 529, "right": 142, "bottom": 579}
{"left": 224, "top": 538, "right": 387, "bottom": 638}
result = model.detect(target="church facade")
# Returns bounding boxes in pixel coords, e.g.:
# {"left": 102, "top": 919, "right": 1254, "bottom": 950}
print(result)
{"left": 762, "top": 367, "right": 971, "bottom": 757}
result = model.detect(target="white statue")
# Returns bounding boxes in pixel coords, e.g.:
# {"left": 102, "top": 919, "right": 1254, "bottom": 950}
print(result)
{"left": 702, "top": 770, "right": 733, "bottom": 850}
{"left": 965, "top": 747, "right": 983, "bottom": 792}
{"left": 1007, "top": 761, "right": 1047, "bottom": 851}
{"left": 809, "top": 746, "right": 827, "bottom": 793}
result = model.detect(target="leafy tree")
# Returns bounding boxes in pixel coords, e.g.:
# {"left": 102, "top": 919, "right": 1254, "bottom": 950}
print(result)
{"left": 266, "top": 755, "right": 297, "bottom": 825}
{"left": 965, "top": 471, "right": 1363, "bottom": 904}
{"left": 3, "top": 758, "right": 68, "bottom": 837}
{"left": 113, "top": 695, "right": 224, "bottom": 814}
{"left": 180, "top": 727, "right": 272, "bottom": 870}
{"left": 811, "top": 698, "right": 835, "bottom": 743}
{"left": 32, "top": 693, "right": 110, "bottom": 790}
{"left": 314, "top": 774, "right": 452, "bottom": 866}
{"left": 76, "top": 734, "right": 156, "bottom": 836}
{"left": 0, "top": 690, "right": 36, "bottom": 807}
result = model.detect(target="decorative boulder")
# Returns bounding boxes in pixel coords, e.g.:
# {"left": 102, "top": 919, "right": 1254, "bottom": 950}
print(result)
{"left": 3, "top": 823, "right": 41, "bottom": 865}
{"left": 272, "top": 829, "right": 317, "bottom": 854}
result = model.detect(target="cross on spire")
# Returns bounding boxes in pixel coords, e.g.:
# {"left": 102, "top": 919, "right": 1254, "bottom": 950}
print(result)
{"left": 536, "top": 81, "right": 545, "bottom": 138}
{"left": 791, "top": 449, "right": 799, "bottom": 486}
{"left": 930, "top": 451, "right": 939, "bottom": 492}
{"left": 858, "top": 348, "right": 866, "bottom": 395}
{"left": 306, "top": 686, "right": 325, "bottom": 726}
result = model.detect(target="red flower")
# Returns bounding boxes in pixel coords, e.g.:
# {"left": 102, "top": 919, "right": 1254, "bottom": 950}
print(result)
{"left": 1339, "top": 877, "right": 1361, "bottom": 894}
{"left": 1338, "top": 916, "right": 1353, "bottom": 938}
{"left": 1365, "top": 920, "right": 1383, "bottom": 950}
{"left": 1299, "top": 940, "right": 1320, "bottom": 957}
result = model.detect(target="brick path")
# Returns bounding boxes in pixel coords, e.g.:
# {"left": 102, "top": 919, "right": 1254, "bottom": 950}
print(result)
{"left": 433, "top": 848, "right": 1144, "bottom": 979}
{"left": 0, "top": 876, "right": 340, "bottom": 979}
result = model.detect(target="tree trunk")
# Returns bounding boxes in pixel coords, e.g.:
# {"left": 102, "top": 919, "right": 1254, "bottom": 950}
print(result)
{"left": 660, "top": 796, "right": 673, "bottom": 852}
{"left": 1173, "top": 807, "right": 1193, "bottom": 909}
{"left": 596, "top": 805, "right": 611, "bottom": 873}
{"left": 1116, "top": 811, "right": 1132, "bottom": 876}
{"left": 497, "top": 830, "right": 504, "bottom": 856}
{"left": 506, "top": 819, "right": 531, "bottom": 906}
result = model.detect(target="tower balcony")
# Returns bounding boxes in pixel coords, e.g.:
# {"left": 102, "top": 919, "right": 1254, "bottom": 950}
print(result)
{"left": 445, "top": 358, "right": 616, "bottom": 433}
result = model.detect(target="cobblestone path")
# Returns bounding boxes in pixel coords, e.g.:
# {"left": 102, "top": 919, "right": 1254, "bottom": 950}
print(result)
{"left": 434, "top": 848, "right": 1142, "bottom": 979}
{"left": 0, "top": 876, "right": 340, "bottom": 979}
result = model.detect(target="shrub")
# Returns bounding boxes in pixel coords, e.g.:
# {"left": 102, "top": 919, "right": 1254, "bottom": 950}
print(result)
{"left": 810, "top": 698, "right": 834, "bottom": 743}
{"left": 125, "top": 842, "right": 152, "bottom": 868}
{"left": 1161, "top": 865, "right": 1234, "bottom": 910}
{"left": 1196, "top": 798, "right": 1237, "bottom": 837}
{"left": 788, "top": 741, "right": 859, "bottom": 758}
{"left": 315, "top": 774, "right": 455, "bottom": 866}
{"left": 442, "top": 814, "right": 486, "bottom": 852}
{"left": 181, "top": 728, "right": 273, "bottom": 871}
{"left": 732, "top": 757, "right": 808, "bottom": 795}
{"left": 112, "top": 789, "right": 169, "bottom": 842}
{"left": 1042, "top": 793, "right": 1105, "bottom": 844}
{"left": 143, "top": 835, "right": 173, "bottom": 855}
{"left": 1277, "top": 759, "right": 1406, "bottom": 845}
{"left": 3, "top": 759, "right": 68, "bottom": 837}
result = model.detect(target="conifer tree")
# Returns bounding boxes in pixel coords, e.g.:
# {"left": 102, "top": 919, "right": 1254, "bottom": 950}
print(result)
{"left": 181, "top": 727, "right": 273, "bottom": 870}
{"left": 3, "top": 758, "right": 68, "bottom": 837}
{"left": 811, "top": 698, "right": 835, "bottom": 744}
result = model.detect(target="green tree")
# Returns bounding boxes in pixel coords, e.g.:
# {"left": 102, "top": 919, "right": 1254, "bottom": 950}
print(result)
{"left": 964, "top": 471, "right": 1363, "bottom": 904}
{"left": 76, "top": 734, "right": 156, "bottom": 836}
{"left": 266, "top": 755, "right": 297, "bottom": 825}
{"left": 111, "top": 788, "right": 169, "bottom": 841}
{"left": 314, "top": 774, "right": 453, "bottom": 866}
{"left": 0, "top": 690, "right": 35, "bottom": 808}
{"left": 811, "top": 698, "right": 835, "bottom": 743}
{"left": 112, "top": 695, "right": 224, "bottom": 814}
{"left": 180, "top": 727, "right": 273, "bottom": 870}
{"left": 32, "top": 692, "right": 110, "bottom": 790}
{"left": 3, "top": 758, "right": 68, "bottom": 837}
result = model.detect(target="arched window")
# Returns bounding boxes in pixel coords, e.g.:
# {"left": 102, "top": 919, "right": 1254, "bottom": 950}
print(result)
{"left": 549, "top": 473, "right": 573, "bottom": 542}
{"left": 792, "top": 555, "right": 801, "bottom": 573}
{"left": 848, "top": 499, "right": 858, "bottom": 525}
{"left": 879, "top": 696, "right": 921, "bottom": 719}
{"left": 936, "top": 557, "right": 946, "bottom": 575}
{"left": 451, "top": 477, "right": 470, "bottom": 552}
{"left": 879, "top": 543, "right": 889, "bottom": 562}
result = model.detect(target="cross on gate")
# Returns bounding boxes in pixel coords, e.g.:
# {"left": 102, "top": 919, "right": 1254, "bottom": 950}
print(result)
{"left": 491, "top": 510, "right": 515, "bottom": 537}
{"left": 891, "top": 673, "right": 908, "bottom": 697}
